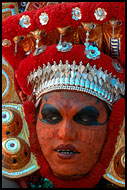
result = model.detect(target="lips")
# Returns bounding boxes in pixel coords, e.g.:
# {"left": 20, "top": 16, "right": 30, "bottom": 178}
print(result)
{"left": 54, "top": 144, "right": 80, "bottom": 159}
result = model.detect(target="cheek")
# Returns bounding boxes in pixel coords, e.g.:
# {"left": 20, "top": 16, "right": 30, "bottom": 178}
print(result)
{"left": 80, "top": 125, "right": 107, "bottom": 154}
{"left": 36, "top": 120, "right": 55, "bottom": 148}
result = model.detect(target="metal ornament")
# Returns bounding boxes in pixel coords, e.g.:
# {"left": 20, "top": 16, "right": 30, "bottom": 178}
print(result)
{"left": 84, "top": 30, "right": 100, "bottom": 60}
{"left": 94, "top": 7, "right": 107, "bottom": 21}
{"left": 72, "top": 7, "right": 82, "bottom": 20}
{"left": 2, "top": 39, "right": 11, "bottom": 47}
{"left": 14, "top": 39, "right": 18, "bottom": 56}
{"left": 19, "top": 15, "right": 31, "bottom": 28}
{"left": 112, "top": 59, "right": 123, "bottom": 73}
{"left": 33, "top": 38, "right": 46, "bottom": 56}
{"left": 39, "top": 12, "right": 49, "bottom": 25}
{"left": 56, "top": 34, "right": 73, "bottom": 52}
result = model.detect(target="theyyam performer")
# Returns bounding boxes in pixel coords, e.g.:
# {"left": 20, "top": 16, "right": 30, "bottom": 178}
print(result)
{"left": 2, "top": 2, "right": 125, "bottom": 188}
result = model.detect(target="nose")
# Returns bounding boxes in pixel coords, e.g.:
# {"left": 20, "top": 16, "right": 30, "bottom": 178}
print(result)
{"left": 57, "top": 119, "right": 78, "bottom": 140}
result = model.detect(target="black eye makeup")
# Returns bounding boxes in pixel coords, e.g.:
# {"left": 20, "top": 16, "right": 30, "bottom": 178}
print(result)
{"left": 73, "top": 106, "right": 107, "bottom": 126}
{"left": 39, "top": 104, "right": 62, "bottom": 125}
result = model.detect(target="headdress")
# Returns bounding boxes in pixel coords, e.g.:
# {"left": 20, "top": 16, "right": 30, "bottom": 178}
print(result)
{"left": 2, "top": 2, "right": 125, "bottom": 188}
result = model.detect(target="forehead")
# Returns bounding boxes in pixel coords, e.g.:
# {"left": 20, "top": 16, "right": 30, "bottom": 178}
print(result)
{"left": 41, "top": 91, "right": 106, "bottom": 111}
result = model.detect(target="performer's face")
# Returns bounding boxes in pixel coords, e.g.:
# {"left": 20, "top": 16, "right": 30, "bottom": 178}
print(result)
{"left": 36, "top": 91, "right": 109, "bottom": 179}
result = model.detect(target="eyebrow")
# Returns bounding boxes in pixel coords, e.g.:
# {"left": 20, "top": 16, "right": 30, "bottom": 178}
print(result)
{"left": 75, "top": 106, "right": 99, "bottom": 117}
{"left": 41, "top": 103, "right": 61, "bottom": 115}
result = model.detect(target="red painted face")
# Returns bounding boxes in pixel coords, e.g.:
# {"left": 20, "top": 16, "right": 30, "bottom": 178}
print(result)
{"left": 36, "top": 91, "right": 109, "bottom": 179}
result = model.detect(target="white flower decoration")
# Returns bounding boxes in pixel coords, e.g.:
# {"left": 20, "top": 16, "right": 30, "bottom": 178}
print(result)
{"left": 19, "top": 15, "right": 31, "bottom": 28}
{"left": 39, "top": 12, "right": 49, "bottom": 25}
{"left": 94, "top": 8, "right": 107, "bottom": 21}
{"left": 72, "top": 7, "right": 82, "bottom": 20}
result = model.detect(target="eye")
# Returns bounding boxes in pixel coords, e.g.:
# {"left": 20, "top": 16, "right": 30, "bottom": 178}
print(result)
{"left": 40, "top": 104, "right": 63, "bottom": 125}
{"left": 68, "top": 26, "right": 72, "bottom": 31}
{"left": 48, "top": 116, "right": 59, "bottom": 121}
{"left": 73, "top": 106, "right": 100, "bottom": 126}
{"left": 41, "top": 114, "right": 62, "bottom": 124}
{"left": 42, "top": 31, "right": 46, "bottom": 36}
{"left": 78, "top": 25, "right": 83, "bottom": 29}
{"left": 106, "top": 21, "right": 110, "bottom": 25}
{"left": 73, "top": 114, "right": 99, "bottom": 126}
{"left": 20, "top": 36, "right": 25, "bottom": 40}
{"left": 118, "top": 21, "right": 122, "bottom": 26}
{"left": 90, "top": 24, "right": 96, "bottom": 29}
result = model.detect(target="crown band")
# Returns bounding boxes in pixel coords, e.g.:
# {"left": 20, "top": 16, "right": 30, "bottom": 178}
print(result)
{"left": 27, "top": 60, "right": 125, "bottom": 106}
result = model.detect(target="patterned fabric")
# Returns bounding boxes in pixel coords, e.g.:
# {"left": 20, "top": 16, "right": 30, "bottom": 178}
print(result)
{"left": 2, "top": 2, "right": 19, "bottom": 21}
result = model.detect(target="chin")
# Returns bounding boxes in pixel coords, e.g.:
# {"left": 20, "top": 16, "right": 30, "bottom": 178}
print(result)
{"left": 53, "top": 171, "right": 88, "bottom": 180}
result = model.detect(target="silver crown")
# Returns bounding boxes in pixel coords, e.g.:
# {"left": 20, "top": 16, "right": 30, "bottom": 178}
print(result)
{"left": 27, "top": 60, "right": 125, "bottom": 106}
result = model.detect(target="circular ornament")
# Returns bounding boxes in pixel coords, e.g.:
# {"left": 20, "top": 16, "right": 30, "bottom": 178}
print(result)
{"left": 2, "top": 109, "right": 14, "bottom": 125}
{"left": 114, "top": 147, "right": 125, "bottom": 179}
{"left": 19, "top": 15, "right": 31, "bottom": 28}
{"left": 112, "top": 59, "right": 123, "bottom": 73}
{"left": 2, "top": 137, "right": 31, "bottom": 170}
{"left": 121, "top": 153, "right": 125, "bottom": 168}
{"left": 39, "top": 12, "right": 49, "bottom": 25}
{"left": 72, "top": 7, "right": 82, "bottom": 20}
{"left": 94, "top": 7, "right": 107, "bottom": 21}
{"left": 3, "top": 138, "right": 21, "bottom": 154}
{"left": 2, "top": 39, "right": 11, "bottom": 47}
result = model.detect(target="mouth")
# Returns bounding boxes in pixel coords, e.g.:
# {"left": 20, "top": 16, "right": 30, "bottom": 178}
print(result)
{"left": 54, "top": 144, "right": 80, "bottom": 159}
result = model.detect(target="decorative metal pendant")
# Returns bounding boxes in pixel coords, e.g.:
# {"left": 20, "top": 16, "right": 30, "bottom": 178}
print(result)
{"left": 33, "top": 45, "right": 46, "bottom": 56}
{"left": 56, "top": 42, "right": 73, "bottom": 52}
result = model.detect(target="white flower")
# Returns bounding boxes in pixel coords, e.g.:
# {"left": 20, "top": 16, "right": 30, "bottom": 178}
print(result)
{"left": 72, "top": 7, "right": 82, "bottom": 20}
{"left": 94, "top": 8, "right": 107, "bottom": 21}
{"left": 19, "top": 15, "right": 31, "bottom": 28}
{"left": 39, "top": 12, "right": 49, "bottom": 25}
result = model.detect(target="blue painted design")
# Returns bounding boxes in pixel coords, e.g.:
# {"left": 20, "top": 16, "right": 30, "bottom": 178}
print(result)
{"left": 107, "top": 173, "right": 125, "bottom": 185}
{"left": 2, "top": 165, "right": 36, "bottom": 176}
{"left": 6, "top": 140, "right": 18, "bottom": 152}
{"left": 2, "top": 8, "right": 16, "bottom": 15}
{"left": 2, "top": 104, "right": 22, "bottom": 111}
{"left": 2, "top": 70, "right": 10, "bottom": 97}
{"left": 11, "top": 8, "right": 16, "bottom": 15}
{"left": 2, "top": 57, "right": 8, "bottom": 66}
{"left": 2, "top": 110, "right": 11, "bottom": 123}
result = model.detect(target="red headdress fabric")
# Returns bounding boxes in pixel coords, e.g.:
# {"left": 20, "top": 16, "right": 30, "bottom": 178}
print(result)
{"left": 2, "top": 2, "right": 125, "bottom": 70}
